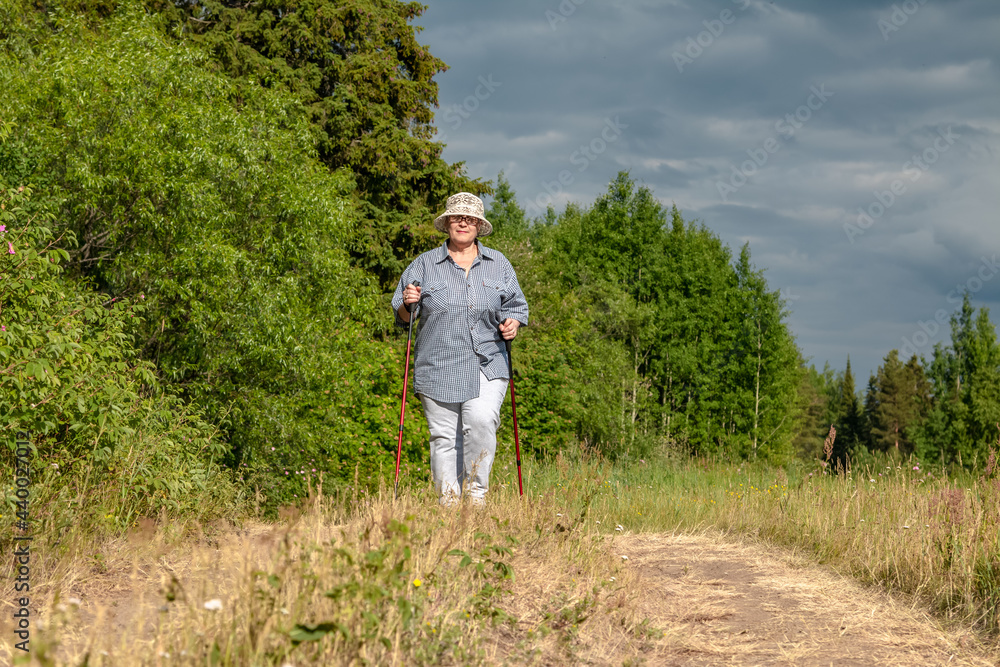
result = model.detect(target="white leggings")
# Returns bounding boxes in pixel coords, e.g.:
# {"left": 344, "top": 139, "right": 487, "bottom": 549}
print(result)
{"left": 419, "top": 371, "right": 508, "bottom": 504}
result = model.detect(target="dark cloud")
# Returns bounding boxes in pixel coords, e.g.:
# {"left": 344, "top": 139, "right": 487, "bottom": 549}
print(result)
{"left": 417, "top": 0, "right": 1000, "bottom": 382}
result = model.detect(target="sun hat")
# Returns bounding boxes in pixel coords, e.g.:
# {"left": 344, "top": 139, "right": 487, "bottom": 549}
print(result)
{"left": 433, "top": 192, "right": 493, "bottom": 237}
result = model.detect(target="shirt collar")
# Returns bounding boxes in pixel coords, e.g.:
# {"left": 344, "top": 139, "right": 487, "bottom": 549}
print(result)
{"left": 434, "top": 240, "right": 495, "bottom": 263}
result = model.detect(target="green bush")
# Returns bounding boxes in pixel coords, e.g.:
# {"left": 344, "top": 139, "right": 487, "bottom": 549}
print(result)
{"left": 0, "top": 8, "right": 432, "bottom": 509}
{"left": 0, "top": 151, "right": 236, "bottom": 533}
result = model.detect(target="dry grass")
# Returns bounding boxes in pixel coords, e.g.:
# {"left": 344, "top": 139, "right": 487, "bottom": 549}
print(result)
{"left": 580, "top": 452, "right": 1000, "bottom": 643}
{"left": 3, "top": 455, "right": 1000, "bottom": 665}
{"left": 0, "top": 476, "right": 659, "bottom": 665}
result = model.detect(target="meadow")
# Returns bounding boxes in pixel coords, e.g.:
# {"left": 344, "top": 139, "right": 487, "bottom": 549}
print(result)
{"left": 3, "top": 446, "right": 999, "bottom": 665}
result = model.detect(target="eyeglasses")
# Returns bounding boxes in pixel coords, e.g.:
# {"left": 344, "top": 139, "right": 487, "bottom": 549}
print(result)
{"left": 450, "top": 215, "right": 480, "bottom": 227}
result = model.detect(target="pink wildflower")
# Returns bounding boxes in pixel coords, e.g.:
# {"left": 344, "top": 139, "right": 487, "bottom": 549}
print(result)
{"left": 0, "top": 225, "right": 6, "bottom": 232}
{"left": 7, "top": 242, "right": 13, "bottom": 255}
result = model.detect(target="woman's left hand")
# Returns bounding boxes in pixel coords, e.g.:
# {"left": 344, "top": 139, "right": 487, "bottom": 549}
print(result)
{"left": 499, "top": 318, "right": 520, "bottom": 340}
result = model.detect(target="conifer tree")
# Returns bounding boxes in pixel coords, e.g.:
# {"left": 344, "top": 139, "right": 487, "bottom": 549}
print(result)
{"left": 864, "top": 350, "right": 930, "bottom": 457}
{"left": 832, "top": 356, "right": 862, "bottom": 468}
{"left": 915, "top": 293, "right": 1000, "bottom": 466}
{"left": 791, "top": 360, "right": 837, "bottom": 460}
{"left": 486, "top": 172, "right": 528, "bottom": 242}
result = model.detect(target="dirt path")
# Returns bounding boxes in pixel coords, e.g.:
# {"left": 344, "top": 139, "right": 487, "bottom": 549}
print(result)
{"left": 14, "top": 525, "right": 999, "bottom": 665}
{"left": 616, "top": 533, "right": 997, "bottom": 666}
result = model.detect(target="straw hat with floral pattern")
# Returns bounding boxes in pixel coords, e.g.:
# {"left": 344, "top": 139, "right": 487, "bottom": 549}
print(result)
{"left": 433, "top": 192, "right": 493, "bottom": 237}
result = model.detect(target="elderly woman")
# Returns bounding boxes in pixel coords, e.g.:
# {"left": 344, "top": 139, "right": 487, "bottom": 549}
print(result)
{"left": 391, "top": 192, "right": 529, "bottom": 505}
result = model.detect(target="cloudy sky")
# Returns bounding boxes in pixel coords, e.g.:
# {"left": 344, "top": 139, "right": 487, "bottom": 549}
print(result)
{"left": 414, "top": 0, "right": 1000, "bottom": 385}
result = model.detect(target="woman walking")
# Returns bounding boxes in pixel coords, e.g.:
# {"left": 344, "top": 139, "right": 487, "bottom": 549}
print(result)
{"left": 392, "top": 193, "right": 529, "bottom": 505}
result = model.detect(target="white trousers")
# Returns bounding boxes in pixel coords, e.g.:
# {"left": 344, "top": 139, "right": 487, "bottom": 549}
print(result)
{"left": 420, "top": 371, "right": 508, "bottom": 504}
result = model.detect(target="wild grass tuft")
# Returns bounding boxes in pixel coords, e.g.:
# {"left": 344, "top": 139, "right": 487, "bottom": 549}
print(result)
{"left": 4, "top": 465, "right": 660, "bottom": 665}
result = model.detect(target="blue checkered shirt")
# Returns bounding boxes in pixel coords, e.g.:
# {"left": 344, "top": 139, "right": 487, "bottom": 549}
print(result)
{"left": 391, "top": 241, "right": 529, "bottom": 404}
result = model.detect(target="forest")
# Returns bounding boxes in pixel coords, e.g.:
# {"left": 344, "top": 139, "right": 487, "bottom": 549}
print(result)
{"left": 2, "top": 0, "right": 1000, "bottom": 523}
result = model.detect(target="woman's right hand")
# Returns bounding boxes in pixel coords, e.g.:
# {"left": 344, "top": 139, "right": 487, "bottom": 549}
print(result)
{"left": 403, "top": 283, "right": 422, "bottom": 307}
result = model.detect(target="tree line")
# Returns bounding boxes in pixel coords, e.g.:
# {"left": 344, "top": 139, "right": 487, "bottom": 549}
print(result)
{"left": 2, "top": 0, "right": 998, "bottom": 519}
{"left": 795, "top": 292, "right": 1000, "bottom": 470}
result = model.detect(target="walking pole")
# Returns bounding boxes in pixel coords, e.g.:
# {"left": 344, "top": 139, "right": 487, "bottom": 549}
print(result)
{"left": 505, "top": 338, "right": 525, "bottom": 497}
{"left": 394, "top": 281, "right": 420, "bottom": 500}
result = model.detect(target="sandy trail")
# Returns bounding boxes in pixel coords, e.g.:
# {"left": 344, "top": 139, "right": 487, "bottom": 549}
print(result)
{"left": 616, "top": 533, "right": 997, "bottom": 666}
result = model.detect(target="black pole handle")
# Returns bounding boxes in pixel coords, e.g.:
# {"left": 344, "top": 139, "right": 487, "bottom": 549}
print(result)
{"left": 407, "top": 280, "right": 421, "bottom": 313}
